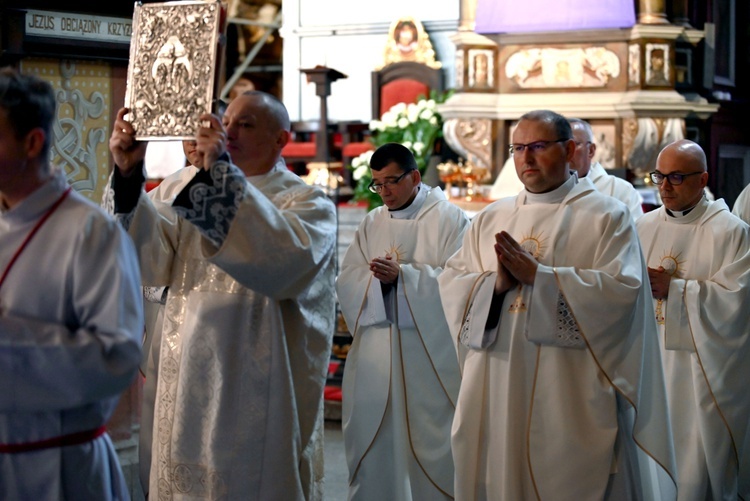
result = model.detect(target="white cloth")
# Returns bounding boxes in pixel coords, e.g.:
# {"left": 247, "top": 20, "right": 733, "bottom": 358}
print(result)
{"left": 439, "top": 177, "right": 677, "bottom": 500}
{"left": 732, "top": 182, "right": 750, "bottom": 224}
{"left": 106, "top": 158, "right": 337, "bottom": 500}
{"left": 488, "top": 157, "right": 524, "bottom": 200}
{"left": 0, "top": 172, "right": 142, "bottom": 500}
{"left": 636, "top": 198, "right": 750, "bottom": 499}
{"left": 138, "top": 164, "right": 199, "bottom": 494}
{"left": 337, "top": 187, "right": 468, "bottom": 500}
{"left": 144, "top": 140, "right": 186, "bottom": 179}
{"left": 588, "top": 162, "right": 644, "bottom": 220}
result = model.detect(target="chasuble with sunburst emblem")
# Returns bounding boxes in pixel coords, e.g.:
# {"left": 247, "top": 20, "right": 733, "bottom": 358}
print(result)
{"left": 439, "top": 176, "right": 677, "bottom": 500}
{"left": 637, "top": 197, "right": 750, "bottom": 499}
{"left": 337, "top": 186, "right": 469, "bottom": 500}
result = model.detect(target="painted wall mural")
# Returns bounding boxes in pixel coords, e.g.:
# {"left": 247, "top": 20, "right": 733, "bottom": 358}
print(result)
{"left": 21, "top": 58, "right": 112, "bottom": 204}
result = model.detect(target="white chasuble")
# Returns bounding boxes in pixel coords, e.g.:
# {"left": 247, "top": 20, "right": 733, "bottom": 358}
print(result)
{"left": 637, "top": 199, "right": 750, "bottom": 499}
{"left": 108, "top": 159, "right": 337, "bottom": 500}
{"left": 337, "top": 187, "right": 468, "bottom": 500}
{"left": 588, "top": 162, "right": 644, "bottom": 220}
{"left": 439, "top": 178, "right": 676, "bottom": 501}
{"left": 0, "top": 173, "right": 143, "bottom": 500}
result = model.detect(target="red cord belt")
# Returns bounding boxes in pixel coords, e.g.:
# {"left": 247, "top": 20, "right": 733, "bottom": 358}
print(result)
{"left": 0, "top": 426, "right": 106, "bottom": 454}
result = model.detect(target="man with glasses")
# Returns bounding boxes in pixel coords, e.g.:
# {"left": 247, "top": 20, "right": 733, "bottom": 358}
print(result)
{"left": 568, "top": 118, "right": 643, "bottom": 220}
{"left": 337, "top": 142, "right": 468, "bottom": 500}
{"left": 636, "top": 139, "right": 750, "bottom": 499}
{"left": 439, "top": 110, "right": 676, "bottom": 500}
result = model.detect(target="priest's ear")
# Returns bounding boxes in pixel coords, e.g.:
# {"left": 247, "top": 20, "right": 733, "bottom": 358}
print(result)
{"left": 587, "top": 141, "right": 596, "bottom": 161}
{"left": 698, "top": 171, "right": 709, "bottom": 190}
{"left": 276, "top": 128, "right": 291, "bottom": 150}
{"left": 563, "top": 138, "right": 576, "bottom": 163}
{"left": 23, "top": 127, "right": 48, "bottom": 162}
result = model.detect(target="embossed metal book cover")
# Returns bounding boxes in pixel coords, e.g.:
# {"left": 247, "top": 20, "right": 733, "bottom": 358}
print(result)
{"left": 125, "top": 1, "right": 226, "bottom": 140}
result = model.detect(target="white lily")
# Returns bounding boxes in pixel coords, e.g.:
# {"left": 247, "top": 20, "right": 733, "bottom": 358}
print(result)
{"left": 353, "top": 164, "right": 368, "bottom": 181}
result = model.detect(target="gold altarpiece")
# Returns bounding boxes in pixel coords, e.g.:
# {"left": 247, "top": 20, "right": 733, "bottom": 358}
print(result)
{"left": 441, "top": 0, "right": 718, "bottom": 186}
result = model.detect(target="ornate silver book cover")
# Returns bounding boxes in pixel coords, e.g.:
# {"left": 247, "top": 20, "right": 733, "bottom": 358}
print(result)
{"left": 125, "top": 1, "right": 225, "bottom": 140}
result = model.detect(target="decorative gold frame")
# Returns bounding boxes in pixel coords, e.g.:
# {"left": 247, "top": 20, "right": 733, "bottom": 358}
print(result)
{"left": 125, "top": 1, "right": 225, "bottom": 140}
{"left": 381, "top": 16, "right": 441, "bottom": 69}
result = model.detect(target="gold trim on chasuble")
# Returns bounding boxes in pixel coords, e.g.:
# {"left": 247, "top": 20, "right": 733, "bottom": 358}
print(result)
{"left": 655, "top": 248, "right": 685, "bottom": 325}
{"left": 349, "top": 323, "right": 393, "bottom": 485}
{"left": 509, "top": 229, "right": 547, "bottom": 313}
{"left": 398, "top": 271, "right": 457, "bottom": 408}
{"left": 526, "top": 345, "right": 544, "bottom": 501}
{"left": 683, "top": 286, "right": 741, "bottom": 469}
{"left": 546, "top": 268, "right": 677, "bottom": 489}
{"left": 350, "top": 241, "right": 404, "bottom": 483}
{"left": 395, "top": 272, "right": 455, "bottom": 499}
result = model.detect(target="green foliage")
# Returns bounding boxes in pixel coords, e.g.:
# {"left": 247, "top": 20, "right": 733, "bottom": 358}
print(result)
{"left": 347, "top": 90, "right": 453, "bottom": 211}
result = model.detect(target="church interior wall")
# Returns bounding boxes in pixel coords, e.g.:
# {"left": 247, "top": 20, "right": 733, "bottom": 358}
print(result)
{"left": 1, "top": 2, "right": 749, "bottom": 498}
{"left": 281, "top": 0, "right": 459, "bottom": 121}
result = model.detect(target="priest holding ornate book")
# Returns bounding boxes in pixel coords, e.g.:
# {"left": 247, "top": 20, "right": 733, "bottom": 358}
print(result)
{"left": 106, "top": 91, "right": 338, "bottom": 499}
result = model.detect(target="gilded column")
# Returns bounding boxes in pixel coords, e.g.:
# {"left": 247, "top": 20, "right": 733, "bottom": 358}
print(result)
{"left": 638, "top": 0, "right": 669, "bottom": 25}
{"left": 459, "top": 0, "right": 478, "bottom": 32}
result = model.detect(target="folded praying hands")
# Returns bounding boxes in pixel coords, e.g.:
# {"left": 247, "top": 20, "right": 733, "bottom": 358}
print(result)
{"left": 494, "top": 231, "right": 538, "bottom": 290}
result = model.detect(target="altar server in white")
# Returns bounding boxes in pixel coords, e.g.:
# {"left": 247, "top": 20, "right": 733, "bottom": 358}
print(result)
{"left": 637, "top": 139, "right": 750, "bottom": 499}
{"left": 107, "top": 91, "right": 337, "bottom": 500}
{"left": 0, "top": 68, "right": 143, "bottom": 500}
{"left": 337, "top": 143, "right": 468, "bottom": 500}
{"left": 568, "top": 118, "right": 643, "bottom": 220}
{"left": 439, "top": 110, "right": 676, "bottom": 500}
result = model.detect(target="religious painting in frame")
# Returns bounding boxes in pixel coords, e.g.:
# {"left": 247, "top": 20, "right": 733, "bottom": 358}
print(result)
{"left": 468, "top": 48, "right": 494, "bottom": 89}
{"left": 381, "top": 16, "right": 441, "bottom": 69}
{"left": 590, "top": 122, "right": 618, "bottom": 169}
{"left": 124, "top": 0, "right": 226, "bottom": 140}
{"left": 645, "top": 43, "right": 670, "bottom": 87}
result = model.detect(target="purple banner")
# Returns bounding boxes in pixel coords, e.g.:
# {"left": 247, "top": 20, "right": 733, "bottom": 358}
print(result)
{"left": 475, "top": 0, "right": 636, "bottom": 34}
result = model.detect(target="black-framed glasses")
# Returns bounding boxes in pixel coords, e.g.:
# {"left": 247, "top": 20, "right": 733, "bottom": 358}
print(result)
{"left": 508, "top": 138, "right": 570, "bottom": 156}
{"left": 649, "top": 171, "right": 702, "bottom": 186}
{"left": 368, "top": 171, "right": 411, "bottom": 193}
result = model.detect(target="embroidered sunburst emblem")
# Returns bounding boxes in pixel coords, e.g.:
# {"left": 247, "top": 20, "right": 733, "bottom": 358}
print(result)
{"left": 506, "top": 229, "right": 545, "bottom": 314}
{"left": 659, "top": 249, "right": 685, "bottom": 277}
{"left": 519, "top": 228, "right": 546, "bottom": 259}
{"left": 508, "top": 285, "right": 527, "bottom": 313}
{"left": 384, "top": 243, "right": 406, "bottom": 263}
